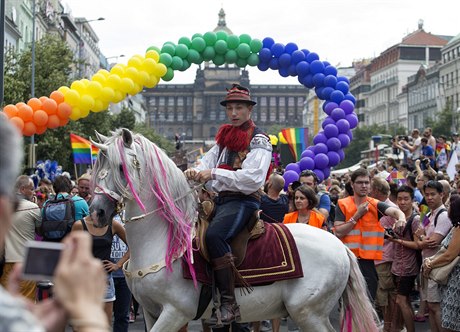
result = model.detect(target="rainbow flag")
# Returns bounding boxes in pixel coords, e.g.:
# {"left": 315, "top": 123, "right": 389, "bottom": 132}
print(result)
{"left": 281, "top": 128, "right": 309, "bottom": 161}
{"left": 70, "top": 133, "right": 99, "bottom": 164}
{"left": 386, "top": 170, "right": 406, "bottom": 186}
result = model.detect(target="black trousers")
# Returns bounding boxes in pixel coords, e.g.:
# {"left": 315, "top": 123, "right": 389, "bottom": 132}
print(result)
{"left": 358, "top": 258, "right": 379, "bottom": 302}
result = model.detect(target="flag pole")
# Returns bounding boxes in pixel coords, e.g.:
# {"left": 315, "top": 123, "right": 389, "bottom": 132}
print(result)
{"left": 74, "top": 163, "right": 78, "bottom": 179}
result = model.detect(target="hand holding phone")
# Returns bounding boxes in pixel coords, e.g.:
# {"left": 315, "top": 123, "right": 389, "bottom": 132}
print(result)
{"left": 22, "top": 241, "right": 64, "bottom": 281}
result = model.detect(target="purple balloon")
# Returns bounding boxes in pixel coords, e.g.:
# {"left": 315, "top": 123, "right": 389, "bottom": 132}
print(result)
{"left": 301, "top": 149, "right": 315, "bottom": 159}
{"left": 313, "top": 169, "right": 325, "bottom": 183}
{"left": 283, "top": 170, "right": 299, "bottom": 190}
{"left": 323, "top": 102, "right": 338, "bottom": 115}
{"left": 346, "top": 113, "right": 359, "bottom": 129}
{"left": 299, "top": 157, "right": 315, "bottom": 171}
{"left": 324, "top": 124, "right": 339, "bottom": 139}
{"left": 322, "top": 167, "right": 331, "bottom": 179}
{"left": 346, "top": 129, "right": 353, "bottom": 140}
{"left": 314, "top": 153, "right": 329, "bottom": 169}
{"left": 326, "top": 137, "right": 341, "bottom": 151}
{"left": 337, "top": 149, "right": 345, "bottom": 161}
{"left": 314, "top": 143, "right": 328, "bottom": 155}
{"left": 330, "top": 90, "right": 345, "bottom": 104}
{"left": 327, "top": 151, "right": 341, "bottom": 167}
{"left": 322, "top": 117, "right": 336, "bottom": 129}
{"left": 331, "top": 107, "right": 346, "bottom": 121}
{"left": 338, "top": 134, "right": 350, "bottom": 148}
{"left": 285, "top": 162, "right": 301, "bottom": 174}
{"left": 340, "top": 100, "right": 355, "bottom": 115}
{"left": 313, "top": 132, "right": 328, "bottom": 145}
{"left": 336, "top": 119, "right": 350, "bottom": 133}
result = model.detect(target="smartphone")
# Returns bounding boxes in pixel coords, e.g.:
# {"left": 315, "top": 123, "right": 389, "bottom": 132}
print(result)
{"left": 22, "top": 241, "right": 64, "bottom": 281}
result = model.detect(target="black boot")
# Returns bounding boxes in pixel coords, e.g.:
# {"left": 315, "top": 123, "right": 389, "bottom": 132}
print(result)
{"left": 208, "top": 253, "right": 241, "bottom": 327}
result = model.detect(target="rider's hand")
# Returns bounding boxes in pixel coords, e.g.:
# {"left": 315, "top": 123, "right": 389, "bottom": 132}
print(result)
{"left": 195, "top": 170, "right": 212, "bottom": 183}
{"left": 184, "top": 169, "right": 197, "bottom": 180}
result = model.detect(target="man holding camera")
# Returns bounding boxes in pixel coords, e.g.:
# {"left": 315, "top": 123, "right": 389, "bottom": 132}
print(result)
{"left": 420, "top": 137, "right": 435, "bottom": 170}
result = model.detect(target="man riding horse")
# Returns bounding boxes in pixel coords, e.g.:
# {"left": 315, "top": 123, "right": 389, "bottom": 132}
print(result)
{"left": 184, "top": 84, "right": 272, "bottom": 327}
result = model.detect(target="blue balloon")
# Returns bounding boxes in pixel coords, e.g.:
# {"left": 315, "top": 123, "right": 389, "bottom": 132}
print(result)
{"left": 279, "top": 67, "right": 289, "bottom": 77}
{"left": 278, "top": 53, "right": 292, "bottom": 68}
{"left": 323, "top": 61, "right": 331, "bottom": 67}
{"left": 324, "top": 75, "right": 338, "bottom": 88}
{"left": 268, "top": 58, "right": 279, "bottom": 70}
{"left": 285, "top": 42, "right": 298, "bottom": 54}
{"left": 312, "top": 73, "right": 325, "bottom": 87}
{"left": 327, "top": 137, "right": 341, "bottom": 151}
{"left": 258, "top": 48, "right": 272, "bottom": 63}
{"left": 324, "top": 65, "right": 337, "bottom": 76}
{"left": 346, "top": 129, "right": 353, "bottom": 140}
{"left": 330, "top": 90, "right": 345, "bottom": 104}
{"left": 262, "top": 37, "right": 275, "bottom": 49}
{"left": 331, "top": 107, "right": 346, "bottom": 121}
{"left": 296, "top": 61, "right": 310, "bottom": 77}
{"left": 336, "top": 119, "right": 351, "bottom": 133}
{"left": 327, "top": 151, "right": 341, "bottom": 166}
{"left": 288, "top": 64, "right": 297, "bottom": 76}
{"left": 313, "top": 131, "right": 328, "bottom": 145}
{"left": 336, "top": 81, "right": 349, "bottom": 94}
{"left": 338, "top": 133, "right": 350, "bottom": 148}
{"left": 310, "top": 60, "right": 325, "bottom": 74}
{"left": 322, "top": 167, "right": 331, "bottom": 179}
{"left": 323, "top": 102, "right": 339, "bottom": 115}
{"left": 300, "top": 74, "right": 314, "bottom": 89}
{"left": 285, "top": 162, "right": 301, "bottom": 174}
{"left": 346, "top": 113, "right": 359, "bottom": 129}
{"left": 301, "top": 149, "right": 315, "bottom": 159}
{"left": 321, "top": 87, "right": 334, "bottom": 100}
{"left": 299, "top": 157, "right": 315, "bottom": 171}
{"left": 314, "top": 143, "right": 328, "bottom": 155}
{"left": 340, "top": 100, "right": 355, "bottom": 115}
{"left": 291, "top": 50, "right": 306, "bottom": 64}
{"left": 306, "top": 52, "right": 319, "bottom": 63}
{"left": 271, "top": 43, "right": 285, "bottom": 57}
{"left": 314, "top": 153, "right": 329, "bottom": 169}
{"left": 324, "top": 124, "right": 339, "bottom": 138}
{"left": 283, "top": 170, "right": 299, "bottom": 190}
{"left": 322, "top": 116, "right": 336, "bottom": 129}
{"left": 315, "top": 87, "right": 325, "bottom": 99}
{"left": 301, "top": 49, "right": 310, "bottom": 57}
{"left": 337, "top": 149, "right": 345, "bottom": 161}
{"left": 337, "top": 76, "right": 350, "bottom": 84}
{"left": 344, "top": 93, "right": 356, "bottom": 104}
{"left": 257, "top": 62, "right": 269, "bottom": 71}
{"left": 313, "top": 169, "right": 325, "bottom": 183}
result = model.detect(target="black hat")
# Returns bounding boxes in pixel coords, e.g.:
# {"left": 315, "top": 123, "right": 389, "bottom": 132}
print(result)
{"left": 220, "top": 84, "right": 257, "bottom": 106}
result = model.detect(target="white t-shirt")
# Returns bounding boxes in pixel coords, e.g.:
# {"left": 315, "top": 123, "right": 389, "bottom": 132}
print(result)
{"left": 412, "top": 137, "right": 422, "bottom": 160}
{"left": 422, "top": 205, "right": 452, "bottom": 259}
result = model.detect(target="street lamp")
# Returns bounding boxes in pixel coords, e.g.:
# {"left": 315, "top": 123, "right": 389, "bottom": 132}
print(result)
{"left": 77, "top": 17, "right": 105, "bottom": 77}
{"left": 105, "top": 54, "right": 125, "bottom": 69}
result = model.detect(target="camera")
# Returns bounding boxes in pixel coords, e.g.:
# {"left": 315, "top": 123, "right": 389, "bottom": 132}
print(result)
{"left": 384, "top": 228, "right": 399, "bottom": 239}
{"left": 22, "top": 241, "right": 64, "bottom": 281}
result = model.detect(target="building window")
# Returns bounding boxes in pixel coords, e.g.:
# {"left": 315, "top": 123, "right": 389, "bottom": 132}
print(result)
{"left": 260, "top": 97, "right": 267, "bottom": 106}
{"left": 159, "top": 97, "right": 165, "bottom": 106}
{"left": 288, "top": 97, "right": 295, "bottom": 106}
{"left": 177, "top": 97, "right": 184, "bottom": 106}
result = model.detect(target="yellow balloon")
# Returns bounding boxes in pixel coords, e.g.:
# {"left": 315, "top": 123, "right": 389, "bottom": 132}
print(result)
{"left": 91, "top": 73, "right": 107, "bottom": 85}
{"left": 138, "top": 70, "right": 150, "bottom": 86}
{"left": 98, "top": 69, "right": 110, "bottom": 77}
{"left": 145, "top": 74, "right": 159, "bottom": 89}
{"left": 145, "top": 50, "right": 160, "bottom": 62}
{"left": 128, "top": 83, "right": 143, "bottom": 96}
{"left": 141, "top": 58, "right": 157, "bottom": 74}
{"left": 70, "top": 80, "right": 86, "bottom": 95}
{"left": 106, "top": 74, "right": 122, "bottom": 90}
{"left": 125, "top": 67, "right": 141, "bottom": 85}
{"left": 69, "top": 107, "right": 81, "bottom": 121}
{"left": 128, "top": 56, "right": 143, "bottom": 70}
{"left": 101, "top": 87, "right": 115, "bottom": 103}
{"left": 269, "top": 134, "right": 279, "bottom": 146}
{"left": 79, "top": 95, "right": 95, "bottom": 111}
{"left": 64, "top": 89, "right": 80, "bottom": 106}
{"left": 58, "top": 86, "right": 70, "bottom": 95}
{"left": 110, "top": 64, "right": 126, "bottom": 77}
{"left": 92, "top": 100, "right": 105, "bottom": 112}
{"left": 278, "top": 132, "right": 287, "bottom": 144}
{"left": 154, "top": 63, "right": 168, "bottom": 77}
{"left": 87, "top": 81, "right": 103, "bottom": 97}
{"left": 120, "top": 78, "right": 134, "bottom": 93}
{"left": 79, "top": 108, "right": 90, "bottom": 118}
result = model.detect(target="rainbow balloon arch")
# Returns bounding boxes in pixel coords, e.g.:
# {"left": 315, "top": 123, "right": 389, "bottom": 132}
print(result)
{"left": 1, "top": 31, "right": 358, "bottom": 183}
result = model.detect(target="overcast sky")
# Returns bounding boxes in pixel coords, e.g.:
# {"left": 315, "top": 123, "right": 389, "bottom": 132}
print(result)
{"left": 63, "top": 0, "right": 459, "bottom": 84}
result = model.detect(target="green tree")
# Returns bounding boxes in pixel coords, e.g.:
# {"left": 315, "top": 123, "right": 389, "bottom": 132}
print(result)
{"left": 425, "top": 101, "right": 458, "bottom": 137}
{"left": 133, "top": 123, "right": 175, "bottom": 156}
{"left": 111, "top": 108, "right": 136, "bottom": 130}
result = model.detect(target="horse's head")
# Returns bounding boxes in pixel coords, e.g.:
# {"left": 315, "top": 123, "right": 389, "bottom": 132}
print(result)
{"left": 90, "top": 128, "right": 143, "bottom": 226}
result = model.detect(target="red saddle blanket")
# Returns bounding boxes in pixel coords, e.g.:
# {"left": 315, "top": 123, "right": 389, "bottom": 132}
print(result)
{"left": 182, "top": 222, "right": 303, "bottom": 287}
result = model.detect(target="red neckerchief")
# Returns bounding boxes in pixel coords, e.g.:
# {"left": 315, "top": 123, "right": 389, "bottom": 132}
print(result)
{"left": 215, "top": 120, "right": 255, "bottom": 152}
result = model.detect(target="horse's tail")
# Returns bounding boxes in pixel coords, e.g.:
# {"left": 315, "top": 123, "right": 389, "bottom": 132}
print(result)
{"left": 339, "top": 247, "right": 380, "bottom": 332}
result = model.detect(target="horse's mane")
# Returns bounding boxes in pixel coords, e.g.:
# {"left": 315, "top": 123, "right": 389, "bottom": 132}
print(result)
{"left": 94, "top": 130, "right": 196, "bottom": 283}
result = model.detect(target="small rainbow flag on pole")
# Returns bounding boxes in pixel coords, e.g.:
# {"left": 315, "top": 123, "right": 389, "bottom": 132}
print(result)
{"left": 70, "top": 133, "right": 99, "bottom": 165}
{"left": 281, "top": 128, "right": 309, "bottom": 161}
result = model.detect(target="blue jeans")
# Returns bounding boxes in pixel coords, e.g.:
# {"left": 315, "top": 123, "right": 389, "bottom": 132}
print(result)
{"left": 113, "top": 277, "right": 131, "bottom": 332}
{"left": 206, "top": 197, "right": 260, "bottom": 259}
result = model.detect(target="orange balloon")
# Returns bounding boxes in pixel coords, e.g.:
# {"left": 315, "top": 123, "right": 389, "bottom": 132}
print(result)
{"left": 18, "top": 104, "right": 34, "bottom": 122}
{"left": 42, "top": 98, "right": 58, "bottom": 115}
{"left": 57, "top": 102, "right": 72, "bottom": 119}
{"left": 36, "top": 125, "right": 47, "bottom": 135}
{"left": 47, "top": 114, "right": 60, "bottom": 129}
{"left": 16, "top": 102, "right": 26, "bottom": 108}
{"left": 39, "top": 96, "right": 48, "bottom": 103}
{"left": 10, "top": 117, "right": 25, "bottom": 131}
{"left": 50, "top": 91, "right": 65, "bottom": 104}
{"left": 22, "top": 121, "right": 37, "bottom": 136}
{"left": 3, "top": 104, "right": 18, "bottom": 118}
{"left": 33, "top": 110, "right": 49, "bottom": 126}
{"left": 27, "top": 98, "right": 43, "bottom": 111}
{"left": 59, "top": 117, "right": 69, "bottom": 127}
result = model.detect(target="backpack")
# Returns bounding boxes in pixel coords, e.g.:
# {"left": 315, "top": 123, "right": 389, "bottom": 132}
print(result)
{"left": 41, "top": 194, "right": 76, "bottom": 241}
{"left": 427, "top": 208, "right": 448, "bottom": 228}
{"left": 403, "top": 211, "right": 423, "bottom": 269}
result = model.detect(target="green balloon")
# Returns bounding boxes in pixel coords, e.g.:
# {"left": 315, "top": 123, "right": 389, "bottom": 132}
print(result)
{"left": 179, "top": 59, "right": 191, "bottom": 71}
{"left": 236, "top": 58, "right": 247, "bottom": 68}
{"left": 214, "top": 40, "right": 228, "bottom": 55}
{"left": 203, "top": 31, "right": 217, "bottom": 46}
{"left": 216, "top": 31, "right": 228, "bottom": 41}
{"left": 249, "top": 39, "right": 263, "bottom": 53}
{"left": 146, "top": 45, "right": 161, "bottom": 53}
{"left": 213, "top": 54, "right": 225, "bottom": 66}
{"left": 161, "top": 43, "right": 176, "bottom": 56}
{"left": 159, "top": 53, "right": 173, "bottom": 67}
{"left": 236, "top": 44, "right": 251, "bottom": 59}
{"left": 191, "top": 37, "right": 206, "bottom": 52}
{"left": 246, "top": 53, "right": 260, "bottom": 66}
{"left": 227, "top": 35, "right": 240, "bottom": 50}
{"left": 171, "top": 56, "right": 184, "bottom": 70}
{"left": 225, "top": 50, "right": 238, "bottom": 64}
{"left": 239, "top": 34, "right": 252, "bottom": 44}
{"left": 162, "top": 67, "right": 174, "bottom": 81}
{"left": 202, "top": 46, "right": 216, "bottom": 61}
{"left": 187, "top": 49, "right": 203, "bottom": 64}
{"left": 178, "top": 36, "right": 192, "bottom": 48}
{"left": 192, "top": 33, "right": 203, "bottom": 39}
{"left": 175, "top": 44, "right": 189, "bottom": 59}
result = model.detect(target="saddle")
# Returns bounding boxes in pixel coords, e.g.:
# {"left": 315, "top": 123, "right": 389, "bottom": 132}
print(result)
{"left": 196, "top": 200, "right": 265, "bottom": 267}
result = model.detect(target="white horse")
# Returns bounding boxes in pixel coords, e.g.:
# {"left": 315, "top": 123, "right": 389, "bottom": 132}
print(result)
{"left": 90, "top": 128, "right": 379, "bottom": 332}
